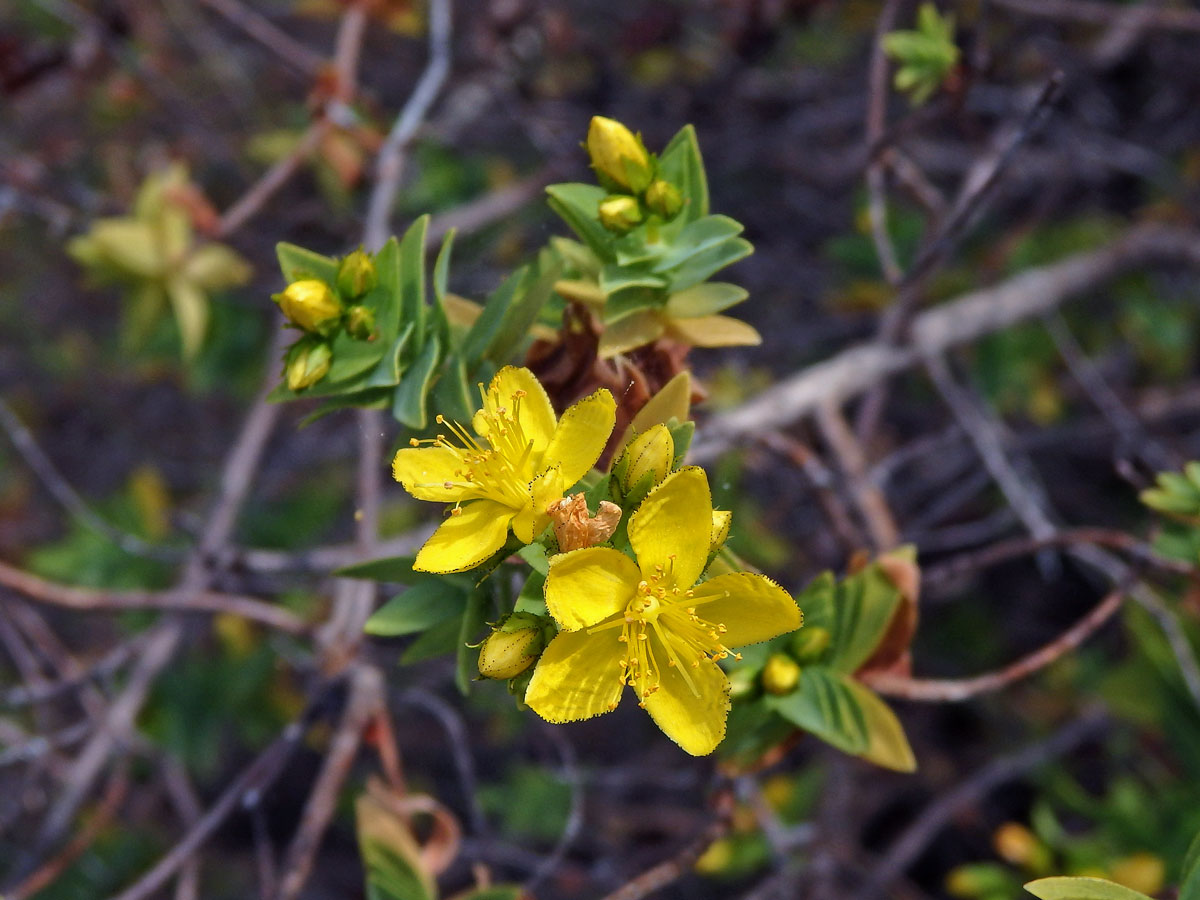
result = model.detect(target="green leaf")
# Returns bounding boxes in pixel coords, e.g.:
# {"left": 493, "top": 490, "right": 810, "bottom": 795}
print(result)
{"left": 165, "top": 276, "right": 209, "bottom": 360}
{"left": 365, "top": 324, "right": 417, "bottom": 389}
{"left": 430, "top": 228, "right": 456, "bottom": 346}
{"left": 1182, "top": 827, "right": 1200, "bottom": 900}
{"left": 392, "top": 334, "right": 441, "bottom": 429}
{"left": 457, "top": 588, "right": 489, "bottom": 694}
{"left": 598, "top": 263, "right": 668, "bottom": 296}
{"left": 365, "top": 581, "right": 468, "bottom": 636}
{"left": 356, "top": 794, "right": 436, "bottom": 900}
{"left": 461, "top": 267, "right": 521, "bottom": 371}
{"left": 396, "top": 216, "right": 429, "bottom": 345}
{"left": 546, "top": 183, "right": 614, "bottom": 261}
{"left": 1023, "top": 877, "right": 1156, "bottom": 900}
{"left": 450, "top": 887, "right": 526, "bottom": 900}
{"left": 517, "top": 543, "right": 550, "bottom": 575}
{"left": 401, "top": 616, "right": 464, "bottom": 664}
{"left": 665, "top": 282, "right": 748, "bottom": 318}
{"left": 276, "top": 242, "right": 339, "bottom": 284}
{"left": 799, "top": 564, "right": 902, "bottom": 674}
{"left": 650, "top": 215, "right": 744, "bottom": 274}
{"left": 667, "top": 236, "right": 753, "bottom": 292}
{"left": 766, "top": 668, "right": 916, "bottom": 771}
{"left": 337, "top": 555, "right": 419, "bottom": 581}
{"left": 657, "top": 124, "right": 709, "bottom": 221}
{"left": 477, "top": 251, "right": 561, "bottom": 368}
{"left": 429, "top": 354, "right": 476, "bottom": 424}
{"left": 372, "top": 237, "right": 405, "bottom": 345}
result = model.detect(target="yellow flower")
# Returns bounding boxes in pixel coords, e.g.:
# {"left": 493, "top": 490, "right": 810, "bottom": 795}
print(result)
{"left": 524, "top": 467, "right": 801, "bottom": 755}
{"left": 393, "top": 366, "right": 616, "bottom": 573}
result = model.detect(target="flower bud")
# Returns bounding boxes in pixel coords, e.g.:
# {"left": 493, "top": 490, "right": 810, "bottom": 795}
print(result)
{"left": 644, "top": 179, "right": 683, "bottom": 219}
{"left": 761, "top": 653, "right": 802, "bottom": 695}
{"left": 789, "top": 626, "right": 830, "bottom": 663}
{"left": 477, "top": 612, "right": 550, "bottom": 681}
{"left": 992, "top": 822, "right": 1043, "bottom": 869}
{"left": 586, "top": 116, "right": 653, "bottom": 193}
{"left": 285, "top": 338, "right": 332, "bottom": 391}
{"left": 618, "top": 424, "right": 674, "bottom": 493}
{"left": 598, "top": 195, "right": 643, "bottom": 234}
{"left": 345, "top": 304, "right": 377, "bottom": 341}
{"left": 337, "top": 249, "right": 377, "bottom": 299}
{"left": 274, "top": 279, "right": 343, "bottom": 335}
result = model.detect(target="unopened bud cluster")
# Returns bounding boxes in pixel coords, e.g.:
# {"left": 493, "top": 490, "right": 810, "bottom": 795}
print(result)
{"left": 586, "top": 117, "right": 686, "bottom": 235}
{"left": 272, "top": 248, "right": 380, "bottom": 391}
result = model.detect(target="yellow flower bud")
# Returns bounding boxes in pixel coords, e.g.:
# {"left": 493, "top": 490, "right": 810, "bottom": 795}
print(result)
{"left": 789, "top": 626, "right": 831, "bottom": 663}
{"left": 993, "top": 822, "right": 1051, "bottom": 871}
{"left": 619, "top": 424, "right": 674, "bottom": 493}
{"left": 586, "top": 116, "right": 653, "bottom": 193}
{"left": 274, "top": 279, "right": 343, "bottom": 335}
{"left": 598, "top": 195, "right": 643, "bottom": 234}
{"left": 761, "top": 653, "right": 802, "bottom": 695}
{"left": 645, "top": 179, "right": 683, "bottom": 219}
{"left": 345, "top": 304, "right": 377, "bottom": 341}
{"left": 337, "top": 249, "right": 377, "bottom": 299}
{"left": 285, "top": 339, "right": 332, "bottom": 391}
{"left": 478, "top": 612, "right": 550, "bottom": 681}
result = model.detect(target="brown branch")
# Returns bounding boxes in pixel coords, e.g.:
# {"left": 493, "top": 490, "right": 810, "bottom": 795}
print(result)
{"left": 598, "top": 786, "right": 734, "bottom": 900}
{"left": 864, "top": 711, "right": 1108, "bottom": 897}
{"left": 692, "top": 224, "right": 1200, "bottom": 462}
{"left": 815, "top": 403, "right": 900, "bottom": 551}
{"left": 195, "top": 0, "right": 326, "bottom": 76}
{"left": 923, "top": 526, "right": 1196, "bottom": 588}
{"left": 864, "top": 0, "right": 906, "bottom": 287}
{"left": 0, "top": 559, "right": 308, "bottom": 635}
{"left": 992, "top": 0, "right": 1200, "bottom": 33}
{"left": 274, "top": 665, "right": 384, "bottom": 900}
{"left": 8, "top": 764, "right": 130, "bottom": 900}
{"left": 864, "top": 584, "right": 1128, "bottom": 701}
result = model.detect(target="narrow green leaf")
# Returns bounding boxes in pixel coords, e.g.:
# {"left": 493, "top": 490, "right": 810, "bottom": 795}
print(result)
{"left": 365, "top": 581, "right": 468, "bottom": 636}
{"left": 481, "top": 250, "right": 561, "bottom": 366}
{"left": 392, "top": 334, "right": 441, "bottom": 429}
{"left": 401, "top": 616, "right": 463, "bottom": 664}
{"left": 766, "top": 668, "right": 915, "bottom": 771}
{"left": 649, "top": 215, "right": 744, "bottom": 274}
{"left": 1182, "top": 827, "right": 1200, "bottom": 900}
{"left": 798, "top": 564, "right": 902, "bottom": 674}
{"left": 665, "top": 282, "right": 749, "bottom": 318}
{"left": 456, "top": 588, "right": 489, "bottom": 694}
{"left": 546, "top": 183, "right": 615, "bottom": 260}
{"left": 396, "top": 215, "right": 429, "bottom": 343}
{"left": 336, "top": 555, "right": 418, "bottom": 581}
{"left": 599, "top": 263, "right": 668, "bottom": 297}
{"left": 667, "top": 236, "right": 753, "bottom": 292}
{"left": 1023, "top": 877, "right": 1156, "bottom": 900}
{"left": 657, "top": 124, "right": 709, "bottom": 221}
{"left": 365, "top": 323, "right": 416, "bottom": 389}
{"left": 461, "top": 267, "right": 521, "bottom": 371}
{"left": 373, "top": 237, "right": 404, "bottom": 345}
{"left": 356, "top": 794, "right": 436, "bottom": 900}
{"left": 276, "top": 242, "right": 339, "bottom": 284}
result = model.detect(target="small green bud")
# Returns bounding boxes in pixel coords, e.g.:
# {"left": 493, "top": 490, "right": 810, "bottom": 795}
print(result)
{"left": 478, "top": 612, "right": 551, "bottom": 681}
{"left": 598, "top": 195, "right": 643, "bottom": 234}
{"left": 586, "top": 116, "right": 654, "bottom": 193}
{"left": 789, "top": 626, "right": 830, "bottom": 663}
{"left": 726, "top": 666, "right": 758, "bottom": 699}
{"left": 644, "top": 179, "right": 683, "bottom": 219}
{"left": 274, "top": 279, "right": 343, "bottom": 335}
{"left": 345, "top": 304, "right": 377, "bottom": 341}
{"left": 285, "top": 338, "right": 332, "bottom": 391}
{"left": 337, "top": 249, "right": 377, "bottom": 299}
{"left": 761, "top": 653, "right": 802, "bottom": 695}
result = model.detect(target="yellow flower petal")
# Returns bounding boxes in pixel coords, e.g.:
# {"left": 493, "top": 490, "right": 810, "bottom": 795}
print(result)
{"left": 525, "top": 626, "right": 625, "bottom": 722}
{"left": 665, "top": 315, "right": 762, "bottom": 348}
{"left": 689, "top": 573, "right": 801, "bottom": 647}
{"left": 512, "top": 466, "right": 564, "bottom": 543}
{"left": 474, "top": 366, "right": 557, "bottom": 455}
{"left": 545, "top": 547, "right": 640, "bottom": 630}
{"left": 392, "top": 446, "right": 471, "bottom": 502}
{"left": 627, "top": 467, "right": 713, "bottom": 589}
{"left": 543, "top": 389, "right": 617, "bottom": 487}
{"left": 640, "top": 631, "right": 730, "bottom": 756}
{"left": 414, "top": 500, "right": 514, "bottom": 573}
